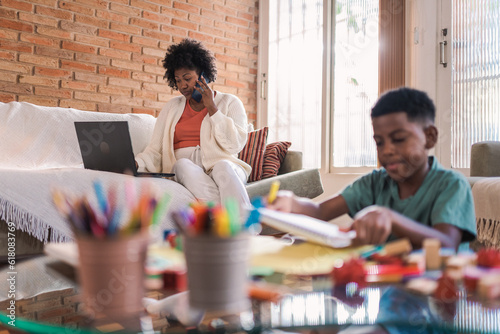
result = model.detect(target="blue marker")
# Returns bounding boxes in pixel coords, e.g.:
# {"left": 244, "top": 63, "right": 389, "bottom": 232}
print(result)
{"left": 360, "top": 245, "right": 384, "bottom": 258}
{"left": 245, "top": 197, "right": 263, "bottom": 229}
{"left": 107, "top": 208, "right": 122, "bottom": 236}
{"left": 93, "top": 180, "right": 108, "bottom": 217}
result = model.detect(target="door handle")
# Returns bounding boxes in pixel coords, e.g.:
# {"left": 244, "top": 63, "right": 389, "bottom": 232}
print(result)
{"left": 260, "top": 74, "right": 267, "bottom": 100}
{"left": 439, "top": 28, "right": 448, "bottom": 68}
{"left": 439, "top": 40, "right": 447, "bottom": 68}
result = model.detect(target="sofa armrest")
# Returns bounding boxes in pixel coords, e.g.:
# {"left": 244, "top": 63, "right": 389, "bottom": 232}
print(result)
{"left": 470, "top": 141, "right": 500, "bottom": 177}
{"left": 246, "top": 168, "right": 323, "bottom": 200}
{"left": 467, "top": 176, "right": 485, "bottom": 188}
{"left": 278, "top": 150, "right": 302, "bottom": 174}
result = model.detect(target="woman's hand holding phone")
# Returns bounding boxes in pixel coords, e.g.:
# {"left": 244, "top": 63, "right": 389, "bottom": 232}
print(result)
{"left": 192, "top": 72, "right": 217, "bottom": 116}
{"left": 191, "top": 72, "right": 204, "bottom": 103}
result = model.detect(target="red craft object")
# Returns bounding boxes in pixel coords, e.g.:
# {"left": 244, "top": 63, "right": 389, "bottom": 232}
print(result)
{"left": 163, "top": 268, "right": 187, "bottom": 292}
{"left": 434, "top": 274, "right": 458, "bottom": 302}
{"left": 365, "top": 264, "right": 422, "bottom": 277}
{"left": 463, "top": 266, "right": 486, "bottom": 293}
{"left": 331, "top": 258, "right": 367, "bottom": 287}
{"left": 167, "top": 232, "right": 177, "bottom": 248}
{"left": 369, "top": 253, "right": 404, "bottom": 265}
{"left": 477, "top": 248, "right": 500, "bottom": 268}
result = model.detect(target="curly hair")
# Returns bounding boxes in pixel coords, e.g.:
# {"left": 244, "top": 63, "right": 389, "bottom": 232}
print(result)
{"left": 162, "top": 39, "right": 217, "bottom": 90}
{"left": 371, "top": 87, "right": 435, "bottom": 124}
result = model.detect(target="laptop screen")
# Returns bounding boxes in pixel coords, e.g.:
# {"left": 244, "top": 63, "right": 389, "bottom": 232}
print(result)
{"left": 74, "top": 121, "right": 138, "bottom": 176}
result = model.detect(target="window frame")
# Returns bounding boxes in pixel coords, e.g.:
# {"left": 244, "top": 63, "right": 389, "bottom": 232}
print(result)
{"left": 257, "top": 0, "right": 409, "bottom": 175}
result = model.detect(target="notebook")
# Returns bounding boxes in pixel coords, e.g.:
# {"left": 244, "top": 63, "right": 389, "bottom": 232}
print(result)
{"left": 257, "top": 208, "right": 356, "bottom": 248}
{"left": 74, "top": 121, "right": 174, "bottom": 178}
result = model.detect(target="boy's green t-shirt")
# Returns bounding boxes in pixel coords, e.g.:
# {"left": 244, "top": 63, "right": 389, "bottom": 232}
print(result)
{"left": 341, "top": 156, "right": 476, "bottom": 241}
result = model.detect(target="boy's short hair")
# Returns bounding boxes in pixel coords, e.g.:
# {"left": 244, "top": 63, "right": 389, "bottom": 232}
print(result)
{"left": 371, "top": 87, "right": 435, "bottom": 124}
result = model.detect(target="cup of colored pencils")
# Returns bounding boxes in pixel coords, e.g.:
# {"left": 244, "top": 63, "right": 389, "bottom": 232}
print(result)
{"left": 172, "top": 199, "right": 251, "bottom": 312}
{"left": 52, "top": 179, "right": 171, "bottom": 326}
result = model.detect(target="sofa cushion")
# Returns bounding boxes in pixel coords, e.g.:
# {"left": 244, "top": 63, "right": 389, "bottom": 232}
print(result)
{"left": 238, "top": 127, "right": 268, "bottom": 182}
{"left": 246, "top": 168, "right": 323, "bottom": 200}
{"left": 262, "top": 141, "right": 292, "bottom": 179}
{"left": 0, "top": 102, "right": 156, "bottom": 170}
{"left": 470, "top": 141, "right": 500, "bottom": 177}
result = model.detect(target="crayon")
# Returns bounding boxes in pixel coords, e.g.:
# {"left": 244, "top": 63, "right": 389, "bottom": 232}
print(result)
{"left": 267, "top": 180, "right": 280, "bottom": 204}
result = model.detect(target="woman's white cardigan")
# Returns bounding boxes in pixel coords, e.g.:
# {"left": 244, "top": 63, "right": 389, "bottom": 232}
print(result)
{"left": 135, "top": 92, "right": 251, "bottom": 178}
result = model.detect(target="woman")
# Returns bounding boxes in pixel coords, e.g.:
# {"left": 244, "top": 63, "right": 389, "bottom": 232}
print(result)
{"left": 135, "top": 39, "right": 251, "bottom": 212}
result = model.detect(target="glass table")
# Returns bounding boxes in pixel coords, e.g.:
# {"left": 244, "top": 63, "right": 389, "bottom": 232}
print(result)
{"left": 1, "top": 254, "right": 500, "bottom": 333}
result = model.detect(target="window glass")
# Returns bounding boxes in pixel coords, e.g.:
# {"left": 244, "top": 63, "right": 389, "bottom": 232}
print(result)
{"left": 333, "top": 0, "right": 379, "bottom": 167}
{"left": 452, "top": 0, "right": 500, "bottom": 168}
{"left": 267, "top": 0, "right": 323, "bottom": 169}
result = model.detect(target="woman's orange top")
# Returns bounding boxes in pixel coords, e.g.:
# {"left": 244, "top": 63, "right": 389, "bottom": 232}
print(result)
{"left": 173, "top": 101, "right": 208, "bottom": 150}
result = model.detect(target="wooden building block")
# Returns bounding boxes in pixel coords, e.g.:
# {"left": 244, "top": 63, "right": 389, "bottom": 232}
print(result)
{"left": 381, "top": 238, "right": 412, "bottom": 257}
{"left": 446, "top": 255, "right": 474, "bottom": 270}
{"left": 406, "top": 277, "right": 438, "bottom": 295}
{"left": 423, "top": 238, "right": 441, "bottom": 270}
{"left": 445, "top": 254, "right": 477, "bottom": 280}
{"left": 478, "top": 273, "right": 500, "bottom": 299}
{"left": 406, "top": 252, "right": 426, "bottom": 272}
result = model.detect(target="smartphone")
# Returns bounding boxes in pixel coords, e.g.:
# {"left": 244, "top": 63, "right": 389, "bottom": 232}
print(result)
{"left": 191, "top": 72, "right": 207, "bottom": 103}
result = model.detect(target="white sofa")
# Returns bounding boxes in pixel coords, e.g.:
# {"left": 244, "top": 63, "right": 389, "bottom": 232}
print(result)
{"left": 0, "top": 101, "right": 196, "bottom": 251}
{"left": 0, "top": 101, "right": 325, "bottom": 258}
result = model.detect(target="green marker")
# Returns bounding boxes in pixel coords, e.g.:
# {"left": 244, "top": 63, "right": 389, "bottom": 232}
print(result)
{"left": 152, "top": 193, "right": 171, "bottom": 228}
{"left": 224, "top": 198, "right": 240, "bottom": 236}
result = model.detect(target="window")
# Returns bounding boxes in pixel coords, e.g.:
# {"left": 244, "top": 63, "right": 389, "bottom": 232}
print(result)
{"left": 260, "top": 0, "right": 380, "bottom": 170}
{"left": 451, "top": 0, "right": 500, "bottom": 168}
{"left": 262, "top": 0, "right": 498, "bottom": 173}
{"left": 410, "top": 0, "right": 499, "bottom": 170}
{"left": 263, "top": 0, "right": 324, "bottom": 169}
{"left": 333, "top": 0, "right": 379, "bottom": 167}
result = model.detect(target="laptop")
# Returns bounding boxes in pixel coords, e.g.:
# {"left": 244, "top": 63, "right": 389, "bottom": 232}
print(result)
{"left": 74, "top": 121, "right": 174, "bottom": 178}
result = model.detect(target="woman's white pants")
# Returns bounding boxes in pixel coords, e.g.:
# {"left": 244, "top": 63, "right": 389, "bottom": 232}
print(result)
{"left": 172, "top": 147, "right": 251, "bottom": 214}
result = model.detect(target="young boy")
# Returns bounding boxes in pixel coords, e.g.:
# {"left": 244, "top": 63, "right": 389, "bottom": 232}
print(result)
{"left": 269, "top": 87, "right": 476, "bottom": 250}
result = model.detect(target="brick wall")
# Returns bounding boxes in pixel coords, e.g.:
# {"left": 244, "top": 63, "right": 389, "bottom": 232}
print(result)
{"left": 0, "top": 288, "right": 85, "bottom": 331}
{"left": 0, "top": 289, "right": 171, "bottom": 332}
{"left": 0, "top": 0, "right": 259, "bottom": 122}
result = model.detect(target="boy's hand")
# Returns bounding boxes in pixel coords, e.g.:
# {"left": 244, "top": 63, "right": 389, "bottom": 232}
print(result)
{"left": 266, "top": 190, "right": 296, "bottom": 212}
{"left": 351, "top": 205, "right": 393, "bottom": 245}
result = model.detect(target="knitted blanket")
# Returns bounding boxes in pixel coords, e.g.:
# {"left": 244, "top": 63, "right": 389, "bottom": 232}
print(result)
{"left": 0, "top": 102, "right": 195, "bottom": 243}
{"left": 0, "top": 101, "right": 155, "bottom": 170}
{"left": 472, "top": 177, "right": 500, "bottom": 249}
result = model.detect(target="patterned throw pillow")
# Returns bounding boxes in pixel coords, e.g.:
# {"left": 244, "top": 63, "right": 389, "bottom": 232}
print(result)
{"left": 262, "top": 141, "right": 292, "bottom": 179}
{"left": 238, "top": 127, "right": 269, "bottom": 182}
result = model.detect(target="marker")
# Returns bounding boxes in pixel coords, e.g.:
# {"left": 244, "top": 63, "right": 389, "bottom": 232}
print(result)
{"left": 245, "top": 197, "right": 263, "bottom": 231}
{"left": 224, "top": 198, "right": 240, "bottom": 236}
{"left": 267, "top": 180, "right": 280, "bottom": 204}
{"left": 139, "top": 191, "right": 151, "bottom": 231}
{"left": 52, "top": 189, "right": 71, "bottom": 216}
{"left": 107, "top": 184, "right": 117, "bottom": 220}
{"left": 152, "top": 193, "right": 171, "bottom": 228}
{"left": 360, "top": 245, "right": 384, "bottom": 258}
{"left": 82, "top": 198, "right": 105, "bottom": 238}
{"left": 213, "top": 206, "right": 230, "bottom": 237}
{"left": 93, "top": 180, "right": 108, "bottom": 217}
{"left": 107, "top": 208, "right": 122, "bottom": 236}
